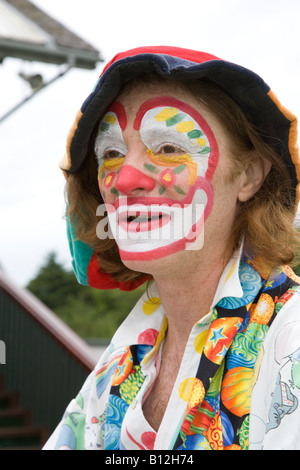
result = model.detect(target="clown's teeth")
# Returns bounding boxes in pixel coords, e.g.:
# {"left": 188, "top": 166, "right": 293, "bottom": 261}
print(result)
{"left": 127, "top": 214, "right": 162, "bottom": 222}
{"left": 118, "top": 212, "right": 170, "bottom": 232}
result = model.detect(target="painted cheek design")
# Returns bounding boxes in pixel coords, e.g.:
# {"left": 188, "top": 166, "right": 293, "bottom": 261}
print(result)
{"left": 98, "top": 158, "right": 124, "bottom": 199}
{"left": 146, "top": 150, "right": 195, "bottom": 196}
{"left": 103, "top": 172, "right": 115, "bottom": 188}
{"left": 142, "top": 159, "right": 188, "bottom": 195}
{"left": 159, "top": 168, "right": 176, "bottom": 188}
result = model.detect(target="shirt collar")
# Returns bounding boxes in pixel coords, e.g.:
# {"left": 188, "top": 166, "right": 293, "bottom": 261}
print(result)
{"left": 210, "top": 243, "right": 244, "bottom": 309}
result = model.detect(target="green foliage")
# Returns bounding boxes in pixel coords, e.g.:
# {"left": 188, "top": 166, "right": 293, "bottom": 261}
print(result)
{"left": 27, "top": 252, "right": 79, "bottom": 311}
{"left": 293, "top": 263, "right": 300, "bottom": 277}
{"left": 26, "top": 252, "right": 145, "bottom": 340}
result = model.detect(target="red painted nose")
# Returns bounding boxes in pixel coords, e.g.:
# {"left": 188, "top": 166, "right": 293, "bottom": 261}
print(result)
{"left": 115, "top": 165, "right": 155, "bottom": 195}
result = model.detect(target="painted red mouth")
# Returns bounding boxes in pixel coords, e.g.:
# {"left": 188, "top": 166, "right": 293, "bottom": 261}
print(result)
{"left": 118, "top": 211, "right": 171, "bottom": 232}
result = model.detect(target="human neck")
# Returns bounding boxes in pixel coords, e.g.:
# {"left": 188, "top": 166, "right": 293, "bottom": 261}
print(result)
{"left": 153, "top": 246, "right": 230, "bottom": 352}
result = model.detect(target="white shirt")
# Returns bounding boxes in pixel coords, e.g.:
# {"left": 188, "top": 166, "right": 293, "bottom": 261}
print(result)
{"left": 44, "top": 249, "right": 300, "bottom": 450}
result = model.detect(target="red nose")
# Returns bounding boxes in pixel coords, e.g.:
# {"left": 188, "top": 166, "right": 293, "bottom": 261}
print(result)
{"left": 115, "top": 165, "right": 156, "bottom": 195}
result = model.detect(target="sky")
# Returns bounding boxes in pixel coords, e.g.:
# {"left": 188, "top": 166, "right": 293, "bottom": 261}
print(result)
{"left": 0, "top": 0, "right": 300, "bottom": 287}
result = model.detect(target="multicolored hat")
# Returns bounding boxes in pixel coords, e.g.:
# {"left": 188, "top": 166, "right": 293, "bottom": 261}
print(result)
{"left": 61, "top": 46, "right": 300, "bottom": 290}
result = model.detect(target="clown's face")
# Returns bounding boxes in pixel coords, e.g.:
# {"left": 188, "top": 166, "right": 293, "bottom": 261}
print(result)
{"left": 94, "top": 82, "right": 239, "bottom": 268}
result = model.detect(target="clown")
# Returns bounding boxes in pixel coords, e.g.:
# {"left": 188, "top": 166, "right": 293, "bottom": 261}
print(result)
{"left": 44, "top": 46, "right": 300, "bottom": 451}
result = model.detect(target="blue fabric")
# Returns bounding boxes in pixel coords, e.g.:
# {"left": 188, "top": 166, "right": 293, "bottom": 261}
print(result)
{"left": 66, "top": 216, "right": 94, "bottom": 286}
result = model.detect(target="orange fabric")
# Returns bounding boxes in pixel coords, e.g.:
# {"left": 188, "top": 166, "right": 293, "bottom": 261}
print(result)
{"left": 267, "top": 90, "right": 300, "bottom": 209}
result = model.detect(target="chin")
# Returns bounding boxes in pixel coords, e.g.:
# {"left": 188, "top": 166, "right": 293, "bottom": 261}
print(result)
{"left": 119, "top": 241, "right": 203, "bottom": 278}
{"left": 120, "top": 255, "right": 167, "bottom": 276}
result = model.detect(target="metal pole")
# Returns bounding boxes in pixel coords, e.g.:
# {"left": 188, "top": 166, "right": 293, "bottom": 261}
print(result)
{"left": 0, "top": 65, "right": 72, "bottom": 124}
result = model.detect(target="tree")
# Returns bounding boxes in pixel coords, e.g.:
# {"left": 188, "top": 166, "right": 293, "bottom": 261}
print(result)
{"left": 26, "top": 252, "right": 145, "bottom": 339}
{"left": 27, "top": 252, "right": 82, "bottom": 310}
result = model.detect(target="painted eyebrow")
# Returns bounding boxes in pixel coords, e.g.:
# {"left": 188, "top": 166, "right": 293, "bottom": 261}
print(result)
{"left": 134, "top": 96, "right": 210, "bottom": 133}
{"left": 102, "top": 101, "right": 127, "bottom": 131}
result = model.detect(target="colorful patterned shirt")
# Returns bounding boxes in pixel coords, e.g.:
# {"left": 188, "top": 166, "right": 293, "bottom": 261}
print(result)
{"left": 44, "top": 249, "right": 300, "bottom": 450}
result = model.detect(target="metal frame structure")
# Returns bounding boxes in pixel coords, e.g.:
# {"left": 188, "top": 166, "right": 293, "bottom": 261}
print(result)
{"left": 0, "top": 0, "right": 103, "bottom": 122}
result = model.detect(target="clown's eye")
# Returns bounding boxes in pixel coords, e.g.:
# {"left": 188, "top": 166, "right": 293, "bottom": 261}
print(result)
{"left": 158, "top": 144, "right": 185, "bottom": 155}
{"left": 103, "top": 149, "right": 125, "bottom": 160}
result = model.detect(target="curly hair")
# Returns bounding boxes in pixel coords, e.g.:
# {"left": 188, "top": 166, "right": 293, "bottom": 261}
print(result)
{"left": 66, "top": 75, "right": 300, "bottom": 282}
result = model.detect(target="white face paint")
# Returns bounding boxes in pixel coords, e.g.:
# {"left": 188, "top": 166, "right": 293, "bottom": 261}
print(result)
{"left": 95, "top": 110, "right": 127, "bottom": 170}
{"left": 105, "top": 191, "right": 208, "bottom": 260}
{"left": 139, "top": 106, "right": 212, "bottom": 178}
{"left": 95, "top": 97, "right": 219, "bottom": 261}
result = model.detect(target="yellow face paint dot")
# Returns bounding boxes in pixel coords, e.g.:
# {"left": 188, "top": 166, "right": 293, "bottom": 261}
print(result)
{"left": 105, "top": 175, "right": 112, "bottom": 186}
{"left": 163, "top": 173, "right": 172, "bottom": 182}
{"left": 194, "top": 330, "right": 208, "bottom": 355}
{"left": 142, "top": 297, "right": 161, "bottom": 315}
{"left": 197, "top": 137, "right": 207, "bottom": 146}
{"left": 176, "top": 121, "right": 194, "bottom": 133}
{"left": 104, "top": 114, "right": 116, "bottom": 124}
{"left": 154, "top": 107, "right": 179, "bottom": 122}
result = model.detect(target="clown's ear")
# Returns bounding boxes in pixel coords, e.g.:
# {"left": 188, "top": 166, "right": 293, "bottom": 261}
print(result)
{"left": 237, "top": 157, "right": 272, "bottom": 203}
